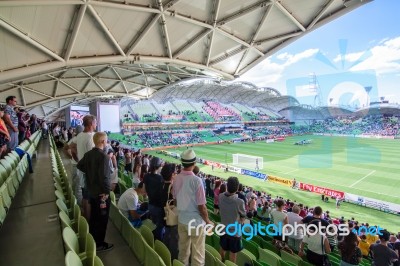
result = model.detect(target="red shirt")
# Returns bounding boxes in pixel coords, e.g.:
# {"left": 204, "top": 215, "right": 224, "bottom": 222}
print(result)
{"left": 299, "top": 209, "right": 307, "bottom": 218}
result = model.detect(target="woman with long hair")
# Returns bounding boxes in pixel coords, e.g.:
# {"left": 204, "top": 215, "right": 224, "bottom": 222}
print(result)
{"left": 338, "top": 232, "right": 362, "bottom": 266}
{"left": 131, "top": 157, "right": 142, "bottom": 188}
{"left": 160, "top": 163, "right": 178, "bottom": 260}
{"left": 143, "top": 157, "right": 164, "bottom": 241}
{"left": 213, "top": 180, "right": 222, "bottom": 214}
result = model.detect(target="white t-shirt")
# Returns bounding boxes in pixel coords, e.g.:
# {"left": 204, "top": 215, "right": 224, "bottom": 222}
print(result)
{"left": 76, "top": 132, "right": 94, "bottom": 160}
{"left": 287, "top": 212, "right": 304, "bottom": 239}
{"left": 270, "top": 209, "right": 287, "bottom": 227}
{"left": 118, "top": 188, "right": 138, "bottom": 219}
{"left": 302, "top": 233, "right": 327, "bottom": 255}
{"left": 68, "top": 136, "right": 78, "bottom": 165}
{"left": 72, "top": 132, "right": 94, "bottom": 188}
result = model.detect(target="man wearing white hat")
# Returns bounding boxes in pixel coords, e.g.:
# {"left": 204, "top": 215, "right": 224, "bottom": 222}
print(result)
{"left": 173, "top": 149, "right": 212, "bottom": 266}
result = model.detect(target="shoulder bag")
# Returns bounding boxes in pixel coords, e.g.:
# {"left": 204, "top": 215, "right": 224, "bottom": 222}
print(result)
{"left": 164, "top": 183, "right": 178, "bottom": 226}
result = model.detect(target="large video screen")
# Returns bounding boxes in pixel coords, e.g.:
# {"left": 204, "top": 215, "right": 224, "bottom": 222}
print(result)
{"left": 70, "top": 105, "right": 90, "bottom": 127}
{"left": 98, "top": 104, "right": 120, "bottom": 133}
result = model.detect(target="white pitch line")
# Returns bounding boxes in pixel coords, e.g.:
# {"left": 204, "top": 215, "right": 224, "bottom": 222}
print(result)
{"left": 349, "top": 170, "right": 376, "bottom": 188}
{"left": 283, "top": 169, "right": 299, "bottom": 175}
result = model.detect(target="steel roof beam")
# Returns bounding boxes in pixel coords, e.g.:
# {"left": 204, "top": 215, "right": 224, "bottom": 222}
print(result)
{"left": 111, "top": 67, "right": 128, "bottom": 93}
{"left": 234, "top": 3, "right": 273, "bottom": 75}
{"left": 307, "top": 0, "right": 336, "bottom": 30}
{"left": 91, "top": 1, "right": 160, "bottom": 14}
{"left": 275, "top": 1, "right": 306, "bottom": 32}
{"left": 205, "top": 0, "right": 221, "bottom": 66}
{"left": 163, "top": 0, "right": 182, "bottom": 10}
{"left": 216, "top": 28, "right": 264, "bottom": 56}
{"left": 255, "top": 31, "right": 302, "bottom": 45}
{"left": 0, "top": 1, "right": 84, "bottom": 6}
{"left": 0, "top": 19, "right": 65, "bottom": 62}
{"left": 217, "top": 1, "right": 271, "bottom": 26}
{"left": 173, "top": 28, "right": 212, "bottom": 59}
{"left": 209, "top": 46, "right": 247, "bottom": 66}
{"left": 47, "top": 75, "right": 81, "bottom": 94}
{"left": 87, "top": 5, "right": 126, "bottom": 56}
{"left": 64, "top": 4, "right": 87, "bottom": 61}
{"left": 126, "top": 14, "right": 162, "bottom": 55}
{"left": 157, "top": 0, "right": 173, "bottom": 59}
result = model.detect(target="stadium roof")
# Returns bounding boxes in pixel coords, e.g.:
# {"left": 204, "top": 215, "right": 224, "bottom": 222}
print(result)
{"left": 0, "top": 0, "right": 371, "bottom": 119}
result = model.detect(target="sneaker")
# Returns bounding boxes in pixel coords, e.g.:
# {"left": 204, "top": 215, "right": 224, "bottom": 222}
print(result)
{"left": 96, "top": 243, "right": 114, "bottom": 253}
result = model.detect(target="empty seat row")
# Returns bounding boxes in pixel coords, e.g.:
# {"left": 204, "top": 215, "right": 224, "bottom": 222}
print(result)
{"left": 0, "top": 130, "right": 41, "bottom": 227}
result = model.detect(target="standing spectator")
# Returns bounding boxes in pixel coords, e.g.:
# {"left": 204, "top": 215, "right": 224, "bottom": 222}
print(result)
{"left": 77, "top": 132, "right": 113, "bottom": 252}
{"left": 67, "top": 127, "right": 73, "bottom": 142}
{"left": 17, "top": 110, "right": 27, "bottom": 144}
{"left": 3, "top": 96, "right": 19, "bottom": 150}
{"left": 236, "top": 183, "right": 247, "bottom": 206}
{"left": 327, "top": 223, "right": 338, "bottom": 252}
{"left": 29, "top": 114, "right": 38, "bottom": 134}
{"left": 124, "top": 150, "right": 133, "bottom": 173}
{"left": 131, "top": 157, "right": 142, "bottom": 188}
{"left": 63, "top": 125, "right": 84, "bottom": 204}
{"left": 301, "top": 206, "right": 330, "bottom": 230}
{"left": 213, "top": 180, "right": 222, "bottom": 214}
{"left": 173, "top": 149, "right": 211, "bottom": 266}
{"left": 0, "top": 106, "right": 10, "bottom": 158}
{"left": 370, "top": 230, "right": 398, "bottom": 266}
{"left": 41, "top": 120, "right": 48, "bottom": 139}
{"left": 160, "top": 163, "right": 178, "bottom": 260}
{"left": 338, "top": 232, "right": 362, "bottom": 266}
{"left": 72, "top": 115, "right": 96, "bottom": 219}
{"left": 143, "top": 157, "right": 164, "bottom": 241}
{"left": 259, "top": 202, "right": 271, "bottom": 222}
{"left": 270, "top": 199, "right": 288, "bottom": 242}
{"left": 298, "top": 220, "right": 331, "bottom": 266}
{"left": 219, "top": 176, "right": 246, "bottom": 263}
{"left": 287, "top": 205, "right": 304, "bottom": 252}
{"left": 205, "top": 176, "right": 213, "bottom": 198}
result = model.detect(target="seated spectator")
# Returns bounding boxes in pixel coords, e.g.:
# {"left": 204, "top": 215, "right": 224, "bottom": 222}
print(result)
{"left": 358, "top": 235, "right": 370, "bottom": 258}
{"left": 370, "top": 230, "right": 398, "bottom": 266}
{"left": 117, "top": 182, "right": 148, "bottom": 227}
{"left": 338, "top": 232, "right": 362, "bottom": 266}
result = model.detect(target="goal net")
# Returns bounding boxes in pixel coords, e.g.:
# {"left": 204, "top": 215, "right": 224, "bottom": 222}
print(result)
{"left": 232, "top": 154, "right": 263, "bottom": 170}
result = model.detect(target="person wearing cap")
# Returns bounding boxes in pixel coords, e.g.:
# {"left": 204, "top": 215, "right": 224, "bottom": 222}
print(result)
{"left": 143, "top": 156, "right": 165, "bottom": 241}
{"left": 173, "top": 149, "right": 211, "bottom": 266}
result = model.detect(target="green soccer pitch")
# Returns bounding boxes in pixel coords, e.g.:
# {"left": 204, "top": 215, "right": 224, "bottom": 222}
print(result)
{"left": 146, "top": 135, "right": 400, "bottom": 232}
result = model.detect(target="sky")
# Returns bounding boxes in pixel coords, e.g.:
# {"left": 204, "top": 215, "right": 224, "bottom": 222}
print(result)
{"left": 238, "top": 0, "right": 400, "bottom": 108}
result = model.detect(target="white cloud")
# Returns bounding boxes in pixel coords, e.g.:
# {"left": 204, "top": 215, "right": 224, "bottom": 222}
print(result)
{"left": 333, "top": 36, "right": 400, "bottom": 74}
{"left": 238, "top": 48, "right": 319, "bottom": 87}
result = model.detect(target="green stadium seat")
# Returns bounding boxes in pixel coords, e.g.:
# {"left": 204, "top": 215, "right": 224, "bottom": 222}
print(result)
{"left": 281, "top": 250, "right": 302, "bottom": 266}
{"left": 155, "top": 240, "right": 172, "bottom": 266}
{"left": 65, "top": 251, "right": 83, "bottom": 266}
{"left": 140, "top": 224, "right": 154, "bottom": 248}
{"left": 258, "top": 248, "right": 282, "bottom": 266}
{"left": 143, "top": 241, "right": 166, "bottom": 266}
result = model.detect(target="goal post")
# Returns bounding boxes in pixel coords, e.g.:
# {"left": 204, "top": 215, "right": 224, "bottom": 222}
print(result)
{"left": 232, "top": 154, "right": 263, "bottom": 171}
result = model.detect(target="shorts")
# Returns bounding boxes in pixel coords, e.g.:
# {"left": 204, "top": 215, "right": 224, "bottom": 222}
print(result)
{"left": 220, "top": 235, "right": 243, "bottom": 253}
